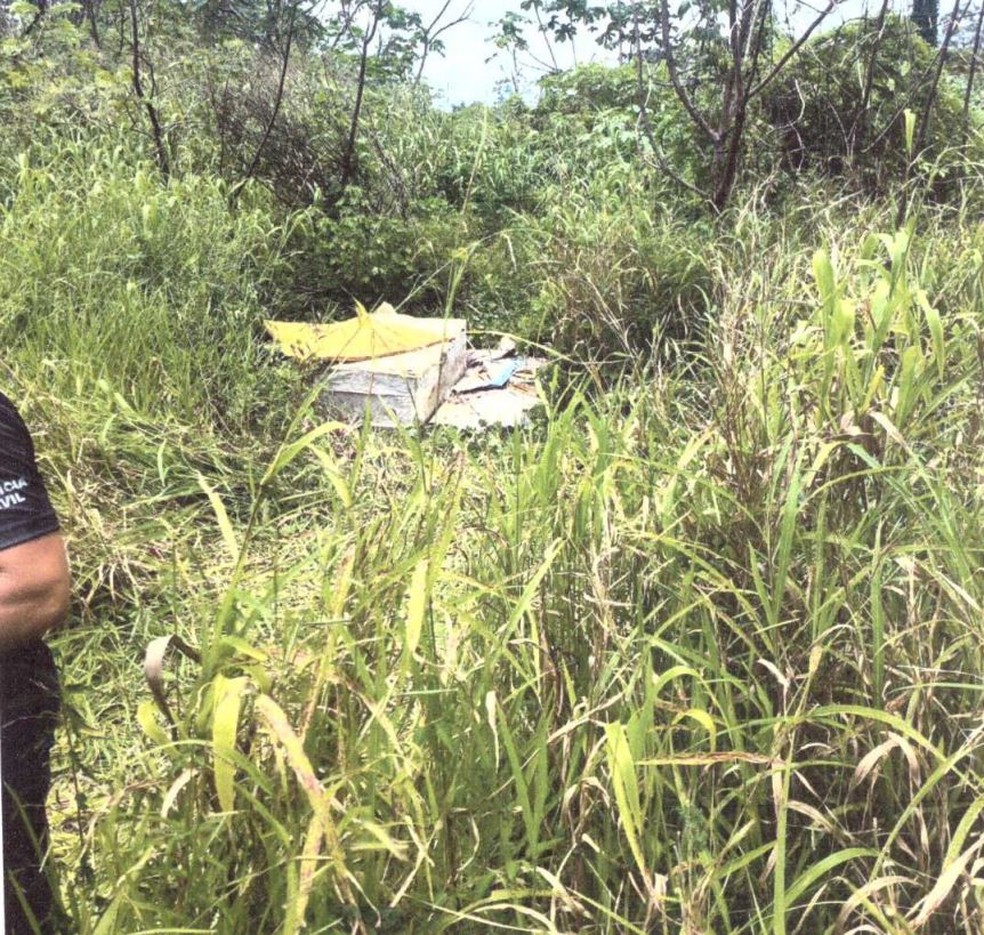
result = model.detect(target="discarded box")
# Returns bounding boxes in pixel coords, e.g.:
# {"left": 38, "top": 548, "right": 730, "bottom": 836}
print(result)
{"left": 265, "top": 307, "right": 468, "bottom": 427}
{"left": 430, "top": 383, "right": 542, "bottom": 429}
{"left": 431, "top": 351, "right": 547, "bottom": 429}
{"left": 265, "top": 310, "right": 547, "bottom": 429}
{"left": 321, "top": 327, "right": 467, "bottom": 426}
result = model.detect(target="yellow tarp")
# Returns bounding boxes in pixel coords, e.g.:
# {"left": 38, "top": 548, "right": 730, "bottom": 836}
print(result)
{"left": 265, "top": 302, "right": 464, "bottom": 362}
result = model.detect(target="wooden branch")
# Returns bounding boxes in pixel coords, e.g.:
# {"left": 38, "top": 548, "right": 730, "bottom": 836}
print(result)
{"left": 339, "top": 0, "right": 380, "bottom": 191}
{"left": 21, "top": 0, "right": 48, "bottom": 36}
{"left": 963, "top": 0, "right": 984, "bottom": 131}
{"left": 867, "top": 1, "right": 972, "bottom": 153}
{"left": 230, "top": 0, "right": 296, "bottom": 205}
{"left": 739, "top": 0, "right": 773, "bottom": 91}
{"left": 128, "top": 0, "right": 170, "bottom": 180}
{"left": 634, "top": 31, "right": 714, "bottom": 209}
{"left": 658, "top": 0, "right": 719, "bottom": 142}
{"left": 897, "top": 0, "right": 964, "bottom": 227}
{"left": 915, "top": 0, "right": 963, "bottom": 152}
{"left": 853, "top": 0, "right": 891, "bottom": 154}
{"left": 747, "top": 0, "right": 837, "bottom": 100}
{"left": 413, "top": 0, "right": 473, "bottom": 85}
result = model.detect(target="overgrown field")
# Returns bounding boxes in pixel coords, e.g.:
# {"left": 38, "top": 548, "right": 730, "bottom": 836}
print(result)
{"left": 2, "top": 10, "right": 984, "bottom": 932}
{"left": 3, "top": 160, "right": 982, "bottom": 933}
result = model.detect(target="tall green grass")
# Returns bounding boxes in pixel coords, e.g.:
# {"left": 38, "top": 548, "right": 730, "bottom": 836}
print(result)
{"left": 2, "top": 92, "right": 983, "bottom": 932}
{"left": 9, "top": 189, "right": 977, "bottom": 934}
{"left": 0, "top": 142, "right": 292, "bottom": 428}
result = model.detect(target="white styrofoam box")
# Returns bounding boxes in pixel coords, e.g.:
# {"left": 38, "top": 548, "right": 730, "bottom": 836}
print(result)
{"left": 322, "top": 326, "right": 467, "bottom": 426}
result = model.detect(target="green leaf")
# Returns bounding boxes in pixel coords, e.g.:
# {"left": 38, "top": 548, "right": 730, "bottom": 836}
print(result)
{"left": 916, "top": 288, "right": 945, "bottom": 378}
{"left": 605, "top": 722, "right": 646, "bottom": 876}
{"left": 812, "top": 249, "right": 836, "bottom": 322}
{"left": 197, "top": 473, "right": 240, "bottom": 565}
{"left": 212, "top": 674, "right": 250, "bottom": 813}
{"left": 91, "top": 892, "right": 125, "bottom": 935}
{"left": 496, "top": 699, "right": 536, "bottom": 850}
{"left": 785, "top": 847, "right": 878, "bottom": 904}
{"left": 312, "top": 447, "right": 353, "bottom": 508}
{"left": 137, "top": 699, "right": 170, "bottom": 747}
{"left": 672, "top": 707, "right": 718, "bottom": 752}
{"left": 904, "top": 109, "right": 916, "bottom": 157}
{"left": 261, "top": 420, "right": 347, "bottom": 488}
{"left": 404, "top": 558, "right": 428, "bottom": 663}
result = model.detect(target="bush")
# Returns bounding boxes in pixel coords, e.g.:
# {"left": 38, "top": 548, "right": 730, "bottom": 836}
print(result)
{"left": 518, "top": 182, "right": 715, "bottom": 360}
{"left": 765, "top": 16, "right": 978, "bottom": 194}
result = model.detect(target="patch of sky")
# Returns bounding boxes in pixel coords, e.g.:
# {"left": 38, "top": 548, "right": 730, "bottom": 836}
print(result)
{"left": 407, "top": 0, "right": 900, "bottom": 109}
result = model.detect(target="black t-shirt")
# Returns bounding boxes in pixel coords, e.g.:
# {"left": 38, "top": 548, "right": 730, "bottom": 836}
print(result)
{"left": 0, "top": 391, "right": 60, "bottom": 550}
{"left": 0, "top": 391, "right": 61, "bottom": 719}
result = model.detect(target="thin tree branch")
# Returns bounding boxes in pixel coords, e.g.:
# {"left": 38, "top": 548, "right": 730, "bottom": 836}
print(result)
{"left": 658, "top": 0, "right": 719, "bottom": 141}
{"left": 866, "top": 0, "right": 972, "bottom": 152}
{"left": 128, "top": 0, "right": 170, "bottom": 180}
{"left": 339, "top": 0, "right": 380, "bottom": 191}
{"left": 531, "top": 0, "right": 562, "bottom": 71}
{"left": 747, "top": 0, "right": 837, "bottom": 100}
{"left": 852, "top": 0, "right": 891, "bottom": 154}
{"left": 963, "top": 0, "right": 984, "bottom": 131}
{"left": 21, "top": 0, "right": 48, "bottom": 36}
{"left": 915, "top": 0, "right": 963, "bottom": 152}
{"left": 633, "top": 23, "right": 714, "bottom": 208}
{"left": 898, "top": 0, "right": 964, "bottom": 226}
{"left": 230, "top": 0, "right": 296, "bottom": 205}
{"left": 413, "top": 0, "right": 472, "bottom": 85}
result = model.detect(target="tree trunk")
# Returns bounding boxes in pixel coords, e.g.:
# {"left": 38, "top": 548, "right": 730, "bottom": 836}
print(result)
{"left": 712, "top": 96, "right": 749, "bottom": 212}
{"left": 963, "top": 0, "right": 984, "bottom": 133}
{"left": 339, "top": 2, "right": 381, "bottom": 192}
{"left": 128, "top": 0, "right": 170, "bottom": 180}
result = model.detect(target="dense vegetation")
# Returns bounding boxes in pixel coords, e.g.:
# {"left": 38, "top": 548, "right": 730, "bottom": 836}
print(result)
{"left": 3, "top": 0, "right": 984, "bottom": 932}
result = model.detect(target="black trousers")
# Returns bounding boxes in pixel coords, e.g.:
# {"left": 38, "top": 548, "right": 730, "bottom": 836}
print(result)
{"left": 1, "top": 641, "right": 60, "bottom": 935}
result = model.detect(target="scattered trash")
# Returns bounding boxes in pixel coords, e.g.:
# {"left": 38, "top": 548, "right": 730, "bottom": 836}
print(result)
{"left": 431, "top": 348, "right": 547, "bottom": 430}
{"left": 453, "top": 357, "right": 520, "bottom": 394}
{"left": 265, "top": 307, "right": 546, "bottom": 430}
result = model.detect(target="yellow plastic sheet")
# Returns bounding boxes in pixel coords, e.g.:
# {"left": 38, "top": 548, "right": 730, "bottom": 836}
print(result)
{"left": 265, "top": 302, "right": 464, "bottom": 362}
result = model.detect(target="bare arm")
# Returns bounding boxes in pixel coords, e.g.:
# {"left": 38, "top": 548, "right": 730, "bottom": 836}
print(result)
{"left": 0, "top": 532, "right": 70, "bottom": 654}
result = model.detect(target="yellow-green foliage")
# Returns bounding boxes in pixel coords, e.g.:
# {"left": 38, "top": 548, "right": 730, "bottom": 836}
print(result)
{"left": 20, "top": 201, "right": 984, "bottom": 935}
{"left": 765, "top": 16, "right": 980, "bottom": 191}
{"left": 3, "top": 22, "right": 984, "bottom": 933}
{"left": 0, "top": 142, "right": 289, "bottom": 425}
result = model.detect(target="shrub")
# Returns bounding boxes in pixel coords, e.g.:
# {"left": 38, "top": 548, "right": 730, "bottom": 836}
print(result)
{"left": 764, "top": 15, "right": 978, "bottom": 194}
{"left": 518, "top": 181, "right": 715, "bottom": 360}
